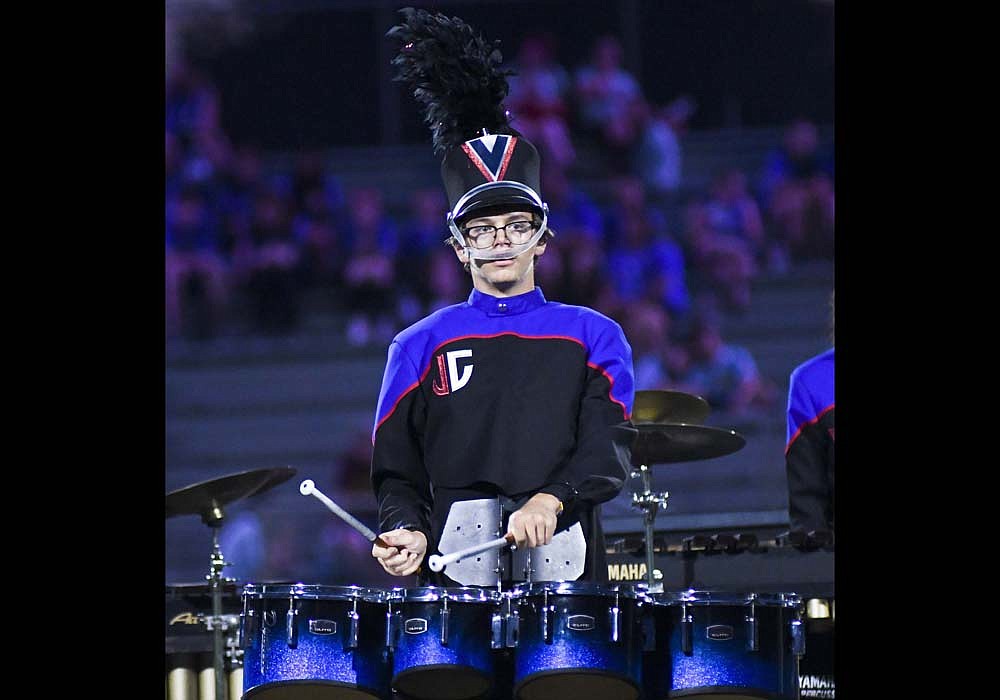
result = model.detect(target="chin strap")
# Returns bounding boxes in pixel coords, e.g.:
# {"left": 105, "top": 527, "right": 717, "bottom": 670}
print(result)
{"left": 447, "top": 204, "right": 549, "bottom": 261}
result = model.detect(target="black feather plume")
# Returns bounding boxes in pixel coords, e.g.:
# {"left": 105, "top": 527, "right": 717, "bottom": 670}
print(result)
{"left": 387, "top": 7, "right": 515, "bottom": 154}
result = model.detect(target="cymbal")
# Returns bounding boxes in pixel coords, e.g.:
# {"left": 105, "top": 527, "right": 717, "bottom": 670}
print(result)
{"left": 165, "top": 467, "right": 297, "bottom": 522}
{"left": 630, "top": 423, "right": 745, "bottom": 465}
{"left": 632, "top": 391, "right": 711, "bottom": 425}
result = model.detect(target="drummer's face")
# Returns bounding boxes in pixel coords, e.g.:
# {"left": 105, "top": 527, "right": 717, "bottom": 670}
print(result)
{"left": 455, "top": 210, "right": 546, "bottom": 297}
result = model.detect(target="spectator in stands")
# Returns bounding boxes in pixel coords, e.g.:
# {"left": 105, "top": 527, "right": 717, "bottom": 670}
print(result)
{"left": 603, "top": 176, "right": 691, "bottom": 318}
{"left": 165, "top": 57, "right": 221, "bottom": 144}
{"left": 759, "top": 119, "right": 834, "bottom": 208}
{"left": 423, "top": 245, "right": 466, "bottom": 313}
{"left": 632, "top": 95, "right": 697, "bottom": 207}
{"left": 292, "top": 189, "right": 342, "bottom": 289}
{"left": 213, "top": 144, "right": 263, "bottom": 261}
{"left": 621, "top": 300, "right": 687, "bottom": 391}
{"left": 342, "top": 187, "right": 399, "bottom": 345}
{"left": 680, "top": 198, "right": 759, "bottom": 313}
{"left": 507, "top": 34, "right": 577, "bottom": 171}
{"left": 532, "top": 169, "right": 606, "bottom": 307}
{"left": 560, "top": 232, "right": 609, "bottom": 310}
{"left": 284, "top": 154, "right": 345, "bottom": 289}
{"left": 705, "top": 167, "right": 767, "bottom": 264}
{"left": 165, "top": 183, "right": 230, "bottom": 339}
{"left": 232, "top": 184, "right": 303, "bottom": 334}
{"left": 396, "top": 188, "right": 450, "bottom": 322}
{"left": 218, "top": 507, "right": 267, "bottom": 582}
{"left": 181, "top": 123, "right": 233, "bottom": 197}
{"left": 540, "top": 165, "right": 604, "bottom": 242}
{"left": 673, "top": 308, "right": 777, "bottom": 415}
{"left": 166, "top": 57, "right": 233, "bottom": 200}
{"left": 758, "top": 119, "right": 835, "bottom": 264}
{"left": 573, "top": 35, "right": 645, "bottom": 171}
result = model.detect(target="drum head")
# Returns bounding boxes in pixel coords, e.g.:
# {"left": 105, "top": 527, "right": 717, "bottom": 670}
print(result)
{"left": 515, "top": 669, "right": 640, "bottom": 700}
{"left": 243, "top": 679, "right": 382, "bottom": 700}
{"left": 649, "top": 590, "right": 802, "bottom": 608}
{"left": 393, "top": 664, "right": 491, "bottom": 700}
{"left": 510, "top": 581, "right": 645, "bottom": 600}
{"left": 388, "top": 586, "right": 499, "bottom": 603}
{"left": 242, "top": 583, "right": 386, "bottom": 602}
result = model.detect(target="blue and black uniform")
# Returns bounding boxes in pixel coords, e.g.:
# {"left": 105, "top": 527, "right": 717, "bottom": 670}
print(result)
{"left": 784, "top": 348, "right": 835, "bottom": 532}
{"left": 371, "top": 286, "right": 636, "bottom": 585}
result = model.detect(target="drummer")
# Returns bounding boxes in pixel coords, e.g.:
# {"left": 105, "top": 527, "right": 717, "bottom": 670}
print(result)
{"left": 369, "top": 8, "right": 636, "bottom": 588}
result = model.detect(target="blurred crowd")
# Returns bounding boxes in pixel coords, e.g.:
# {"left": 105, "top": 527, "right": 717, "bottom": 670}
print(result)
{"left": 169, "top": 33, "right": 834, "bottom": 586}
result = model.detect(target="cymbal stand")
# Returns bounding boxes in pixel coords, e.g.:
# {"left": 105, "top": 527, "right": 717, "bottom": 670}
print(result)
{"left": 630, "top": 463, "right": 669, "bottom": 590}
{"left": 202, "top": 502, "right": 234, "bottom": 700}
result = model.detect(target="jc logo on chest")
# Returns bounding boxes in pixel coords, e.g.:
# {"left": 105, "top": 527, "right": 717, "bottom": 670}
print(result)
{"left": 432, "top": 349, "right": 474, "bottom": 396}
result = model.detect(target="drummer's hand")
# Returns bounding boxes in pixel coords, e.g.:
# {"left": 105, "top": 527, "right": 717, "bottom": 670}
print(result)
{"left": 507, "top": 493, "right": 562, "bottom": 548}
{"left": 372, "top": 529, "right": 427, "bottom": 576}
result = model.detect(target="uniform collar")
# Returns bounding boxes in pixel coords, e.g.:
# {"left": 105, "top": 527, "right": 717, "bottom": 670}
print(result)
{"left": 468, "top": 287, "right": 547, "bottom": 316}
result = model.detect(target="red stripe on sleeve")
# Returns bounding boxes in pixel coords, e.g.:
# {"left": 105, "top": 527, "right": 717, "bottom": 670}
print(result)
{"left": 785, "top": 403, "right": 834, "bottom": 455}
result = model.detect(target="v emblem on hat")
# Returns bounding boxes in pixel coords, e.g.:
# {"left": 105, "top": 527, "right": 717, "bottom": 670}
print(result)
{"left": 462, "top": 134, "right": 517, "bottom": 182}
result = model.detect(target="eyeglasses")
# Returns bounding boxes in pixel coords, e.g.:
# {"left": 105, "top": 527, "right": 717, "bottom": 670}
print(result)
{"left": 463, "top": 220, "right": 537, "bottom": 249}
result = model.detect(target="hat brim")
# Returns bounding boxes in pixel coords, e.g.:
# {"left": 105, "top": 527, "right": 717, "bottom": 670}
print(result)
{"left": 453, "top": 183, "right": 543, "bottom": 222}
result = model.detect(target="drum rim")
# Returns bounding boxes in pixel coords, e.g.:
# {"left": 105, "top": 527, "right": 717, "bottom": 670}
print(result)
{"left": 648, "top": 589, "right": 803, "bottom": 607}
{"left": 166, "top": 582, "right": 240, "bottom": 593}
{"left": 241, "top": 583, "right": 387, "bottom": 601}
{"left": 508, "top": 581, "right": 649, "bottom": 599}
{"left": 386, "top": 586, "right": 500, "bottom": 602}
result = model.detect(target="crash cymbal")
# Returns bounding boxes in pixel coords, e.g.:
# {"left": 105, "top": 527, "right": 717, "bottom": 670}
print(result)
{"left": 165, "top": 467, "right": 297, "bottom": 522}
{"left": 632, "top": 391, "right": 711, "bottom": 425}
{"left": 630, "top": 423, "right": 745, "bottom": 465}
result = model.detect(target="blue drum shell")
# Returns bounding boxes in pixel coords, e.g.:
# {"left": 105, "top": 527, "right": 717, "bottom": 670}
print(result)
{"left": 643, "top": 593, "right": 801, "bottom": 700}
{"left": 388, "top": 589, "right": 500, "bottom": 700}
{"left": 510, "top": 584, "right": 645, "bottom": 700}
{"left": 242, "top": 585, "right": 389, "bottom": 700}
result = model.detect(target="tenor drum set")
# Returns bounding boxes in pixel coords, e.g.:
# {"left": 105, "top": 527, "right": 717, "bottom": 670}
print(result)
{"left": 166, "top": 391, "right": 816, "bottom": 700}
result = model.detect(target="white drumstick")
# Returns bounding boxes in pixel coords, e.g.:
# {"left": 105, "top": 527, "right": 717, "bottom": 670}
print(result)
{"left": 299, "top": 479, "right": 389, "bottom": 548}
{"left": 427, "top": 533, "right": 516, "bottom": 572}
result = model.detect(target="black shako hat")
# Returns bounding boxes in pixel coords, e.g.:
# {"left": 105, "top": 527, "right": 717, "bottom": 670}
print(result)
{"left": 387, "top": 7, "right": 548, "bottom": 246}
{"left": 440, "top": 132, "right": 544, "bottom": 223}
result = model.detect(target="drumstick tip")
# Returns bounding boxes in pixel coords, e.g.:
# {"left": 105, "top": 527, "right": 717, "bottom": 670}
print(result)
{"left": 299, "top": 479, "right": 315, "bottom": 495}
{"left": 427, "top": 554, "right": 443, "bottom": 572}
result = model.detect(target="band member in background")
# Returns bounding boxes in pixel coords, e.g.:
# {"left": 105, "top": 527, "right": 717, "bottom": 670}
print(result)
{"left": 369, "top": 8, "right": 636, "bottom": 587}
{"left": 784, "top": 292, "right": 834, "bottom": 535}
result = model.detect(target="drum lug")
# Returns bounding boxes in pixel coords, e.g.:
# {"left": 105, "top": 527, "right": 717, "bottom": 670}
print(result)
{"left": 746, "top": 599, "right": 758, "bottom": 652}
{"left": 386, "top": 604, "right": 400, "bottom": 652}
{"left": 239, "top": 595, "right": 254, "bottom": 650}
{"left": 240, "top": 609, "right": 255, "bottom": 650}
{"left": 790, "top": 615, "right": 806, "bottom": 657}
{"left": 609, "top": 593, "right": 622, "bottom": 643}
{"left": 505, "top": 606, "right": 519, "bottom": 648}
{"left": 286, "top": 597, "right": 299, "bottom": 649}
{"left": 440, "top": 597, "right": 451, "bottom": 647}
{"left": 491, "top": 611, "right": 505, "bottom": 649}
{"left": 347, "top": 597, "right": 360, "bottom": 650}
{"left": 681, "top": 604, "right": 693, "bottom": 656}
{"left": 541, "top": 590, "right": 554, "bottom": 645}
